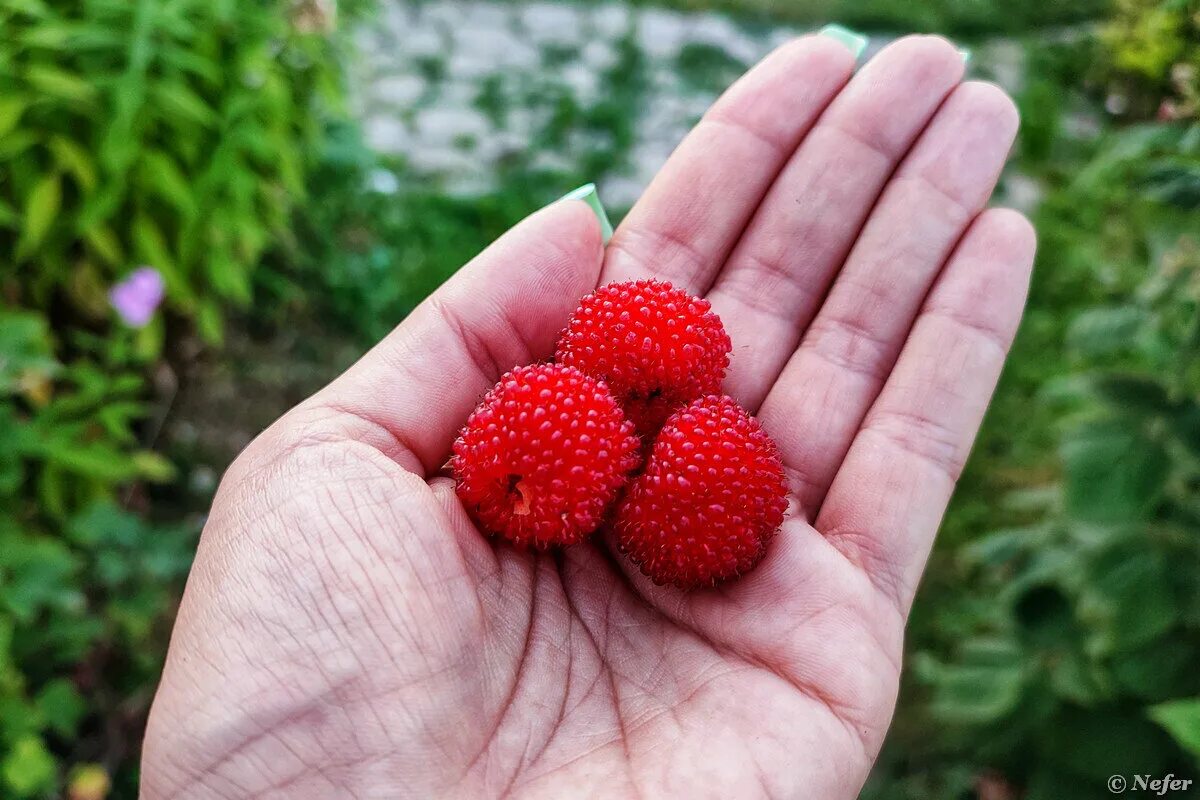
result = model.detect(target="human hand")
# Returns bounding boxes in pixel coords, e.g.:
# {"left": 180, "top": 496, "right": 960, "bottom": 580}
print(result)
{"left": 143, "top": 33, "right": 1035, "bottom": 799}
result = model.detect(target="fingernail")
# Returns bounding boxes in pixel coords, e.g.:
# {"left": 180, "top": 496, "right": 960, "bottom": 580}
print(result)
{"left": 560, "top": 182, "right": 613, "bottom": 244}
{"left": 818, "top": 24, "right": 868, "bottom": 60}
{"left": 957, "top": 47, "right": 972, "bottom": 66}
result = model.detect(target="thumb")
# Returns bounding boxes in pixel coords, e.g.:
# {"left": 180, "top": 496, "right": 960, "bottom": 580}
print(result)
{"left": 303, "top": 196, "right": 607, "bottom": 474}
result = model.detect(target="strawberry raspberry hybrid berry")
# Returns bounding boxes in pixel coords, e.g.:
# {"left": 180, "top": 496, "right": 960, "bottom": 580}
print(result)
{"left": 453, "top": 363, "right": 641, "bottom": 549}
{"left": 616, "top": 395, "right": 788, "bottom": 588}
{"left": 555, "top": 279, "right": 732, "bottom": 438}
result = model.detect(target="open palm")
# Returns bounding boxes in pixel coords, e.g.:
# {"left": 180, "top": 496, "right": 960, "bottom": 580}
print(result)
{"left": 143, "top": 34, "right": 1035, "bottom": 799}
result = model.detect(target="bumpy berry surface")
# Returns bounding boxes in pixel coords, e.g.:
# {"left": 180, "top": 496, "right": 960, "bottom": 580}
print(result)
{"left": 453, "top": 364, "right": 641, "bottom": 549}
{"left": 555, "top": 279, "right": 732, "bottom": 438}
{"left": 616, "top": 395, "right": 788, "bottom": 588}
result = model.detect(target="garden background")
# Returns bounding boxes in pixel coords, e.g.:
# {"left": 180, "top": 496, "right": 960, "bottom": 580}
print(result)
{"left": 1, "top": 0, "right": 1198, "bottom": 797}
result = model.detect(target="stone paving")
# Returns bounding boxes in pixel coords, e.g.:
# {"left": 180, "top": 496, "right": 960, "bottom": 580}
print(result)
{"left": 350, "top": 1, "right": 1028, "bottom": 209}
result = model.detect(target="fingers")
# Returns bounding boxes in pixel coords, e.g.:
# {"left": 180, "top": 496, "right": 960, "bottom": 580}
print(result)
{"left": 304, "top": 200, "right": 605, "bottom": 474}
{"left": 708, "top": 35, "right": 967, "bottom": 409}
{"left": 759, "top": 79, "right": 1020, "bottom": 516}
{"left": 815, "top": 209, "right": 1036, "bottom": 613}
{"left": 600, "top": 35, "right": 856, "bottom": 293}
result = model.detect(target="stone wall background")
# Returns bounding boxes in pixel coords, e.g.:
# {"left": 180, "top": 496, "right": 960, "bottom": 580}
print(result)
{"left": 350, "top": 2, "right": 1032, "bottom": 210}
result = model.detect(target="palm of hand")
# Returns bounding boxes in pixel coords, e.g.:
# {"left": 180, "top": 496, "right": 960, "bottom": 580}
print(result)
{"left": 144, "top": 35, "right": 1035, "bottom": 800}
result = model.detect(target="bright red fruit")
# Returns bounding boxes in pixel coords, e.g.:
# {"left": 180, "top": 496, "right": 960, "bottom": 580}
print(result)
{"left": 453, "top": 363, "right": 641, "bottom": 549}
{"left": 616, "top": 395, "right": 788, "bottom": 588}
{"left": 555, "top": 279, "right": 732, "bottom": 438}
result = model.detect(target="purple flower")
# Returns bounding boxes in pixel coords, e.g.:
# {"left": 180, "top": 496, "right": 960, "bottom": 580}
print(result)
{"left": 109, "top": 267, "right": 165, "bottom": 328}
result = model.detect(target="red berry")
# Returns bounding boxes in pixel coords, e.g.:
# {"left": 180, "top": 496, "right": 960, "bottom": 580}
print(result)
{"left": 616, "top": 395, "right": 788, "bottom": 588}
{"left": 453, "top": 364, "right": 641, "bottom": 549}
{"left": 555, "top": 279, "right": 732, "bottom": 438}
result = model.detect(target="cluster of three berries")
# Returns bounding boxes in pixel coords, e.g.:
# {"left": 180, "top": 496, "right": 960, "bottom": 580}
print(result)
{"left": 452, "top": 279, "right": 788, "bottom": 589}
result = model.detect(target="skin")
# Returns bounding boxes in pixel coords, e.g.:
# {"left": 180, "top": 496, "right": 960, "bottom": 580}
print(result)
{"left": 143, "top": 35, "right": 1036, "bottom": 800}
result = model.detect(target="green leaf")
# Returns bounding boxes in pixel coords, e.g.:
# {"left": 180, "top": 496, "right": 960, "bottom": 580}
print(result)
{"left": 0, "top": 534, "right": 82, "bottom": 621}
{"left": 89, "top": 399, "right": 145, "bottom": 434}
{"left": 0, "top": 695, "right": 40, "bottom": 745}
{"left": 0, "top": 97, "right": 28, "bottom": 139}
{"left": 4, "top": 0, "right": 51, "bottom": 16}
{"left": 42, "top": 442, "right": 140, "bottom": 481}
{"left": 132, "top": 314, "right": 165, "bottom": 360}
{"left": 196, "top": 299, "right": 224, "bottom": 345}
{"left": 963, "top": 524, "right": 1042, "bottom": 567}
{"left": 49, "top": 136, "right": 97, "bottom": 194}
{"left": 66, "top": 503, "right": 142, "bottom": 548}
{"left": 162, "top": 45, "right": 223, "bottom": 85}
{"left": 1149, "top": 698, "right": 1200, "bottom": 759}
{"left": 83, "top": 224, "right": 125, "bottom": 266}
{"left": 207, "top": 250, "right": 251, "bottom": 304}
{"left": 65, "top": 22, "right": 126, "bottom": 51}
{"left": 1141, "top": 161, "right": 1200, "bottom": 209}
{"left": 0, "top": 310, "right": 58, "bottom": 394}
{"left": 36, "top": 463, "right": 68, "bottom": 520}
{"left": 132, "top": 451, "right": 175, "bottom": 482}
{"left": 0, "top": 132, "right": 38, "bottom": 161}
{"left": 1114, "top": 640, "right": 1200, "bottom": 701}
{"left": 0, "top": 199, "right": 18, "bottom": 229}
{"left": 1060, "top": 418, "right": 1167, "bottom": 523}
{"left": 1, "top": 735, "right": 56, "bottom": 797}
{"left": 23, "top": 65, "right": 96, "bottom": 103}
{"left": 18, "top": 22, "right": 75, "bottom": 48}
{"left": 31, "top": 615, "right": 104, "bottom": 665}
{"left": 1067, "top": 307, "right": 1150, "bottom": 357}
{"left": 140, "top": 150, "right": 197, "bottom": 218}
{"left": 0, "top": 445, "right": 24, "bottom": 495}
{"left": 1046, "top": 650, "right": 1108, "bottom": 705}
{"left": 1080, "top": 547, "right": 1178, "bottom": 655}
{"left": 15, "top": 173, "right": 61, "bottom": 261}
{"left": 35, "top": 679, "right": 86, "bottom": 738}
{"left": 20, "top": 22, "right": 94, "bottom": 50}
{"left": 913, "top": 638, "right": 1028, "bottom": 726}
{"left": 151, "top": 83, "right": 217, "bottom": 127}
{"left": 132, "top": 213, "right": 189, "bottom": 303}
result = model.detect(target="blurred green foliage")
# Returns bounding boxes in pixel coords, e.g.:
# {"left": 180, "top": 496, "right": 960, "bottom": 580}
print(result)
{"left": 0, "top": 311, "right": 195, "bottom": 799}
{"left": 0, "top": 0, "right": 357, "bottom": 795}
{"left": 0, "top": 0, "right": 344, "bottom": 343}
